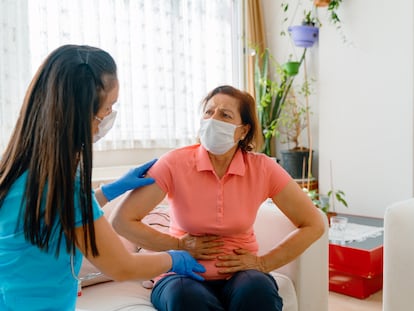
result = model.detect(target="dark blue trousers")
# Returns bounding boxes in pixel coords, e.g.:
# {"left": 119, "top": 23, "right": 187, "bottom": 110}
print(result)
{"left": 151, "top": 270, "right": 283, "bottom": 311}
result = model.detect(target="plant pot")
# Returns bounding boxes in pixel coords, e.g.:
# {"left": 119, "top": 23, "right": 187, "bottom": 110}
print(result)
{"left": 288, "top": 25, "right": 319, "bottom": 48}
{"left": 282, "top": 61, "right": 301, "bottom": 76}
{"left": 314, "top": 0, "right": 331, "bottom": 7}
{"left": 280, "top": 148, "right": 312, "bottom": 179}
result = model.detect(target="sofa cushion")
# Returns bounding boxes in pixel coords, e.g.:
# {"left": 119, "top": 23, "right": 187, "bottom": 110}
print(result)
{"left": 76, "top": 200, "right": 300, "bottom": 311}
{"left": 77, "top": 272, "right": 297, "bottom": 311}
{"left": 77, "top": 280, "right": 154, "bottom": 311}
{"left": 79, "top": 258, "right": 112, "bottom": 288}
{"left": 79, "top": 203, "right": 169, "bottom": 288}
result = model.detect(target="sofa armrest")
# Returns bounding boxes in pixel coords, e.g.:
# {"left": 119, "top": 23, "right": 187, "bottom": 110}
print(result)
{"left": 383, "top": 198, "right": 414, "bottom": 311}
{"left": 254, "top": 202, "right": 329, "bottom": 311}
{"left": 295, "top": 209, "right": 328, "bottom": 311}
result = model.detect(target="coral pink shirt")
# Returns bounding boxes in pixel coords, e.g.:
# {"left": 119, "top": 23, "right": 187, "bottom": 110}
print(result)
{"left": 149, "top": 144, "right": 291, "bottom": 280}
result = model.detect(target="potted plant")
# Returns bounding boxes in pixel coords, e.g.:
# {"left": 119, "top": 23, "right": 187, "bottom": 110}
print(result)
{"left": 313, "top": 0, "right": 349, "bottom": 44}
{"left": 253, "top": 48, "right": 304, "bottom": 157}
{"left": 275, "top": 49, "right": 315, "bottom": 180}
{"left": 304, "top": 188, "right": 348, "bottom": 221}
{"left": 276, "top": 87, "right": 312, "bottom": 179}
{"left": 282, "top": 60, "right": 301, "bottom": 77}
{"left": 288, "top": 10, "right": 320, "bottom": 48}
{"left": 254, "top": 0, "right": 346, "bottom": 157}
{"left": 303, "top": 158, "right": 348, "bottom": 222}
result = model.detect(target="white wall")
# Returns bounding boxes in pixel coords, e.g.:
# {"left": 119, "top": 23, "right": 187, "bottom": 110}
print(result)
{"left": 263, "top": 0, "right": 414, "bottom": 217}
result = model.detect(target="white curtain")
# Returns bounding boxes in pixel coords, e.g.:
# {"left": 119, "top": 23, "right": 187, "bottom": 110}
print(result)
{"left": 0, "top": 0, "right": 242, "bottom": 151}
{"left": 0, "top": 0, "right": 31, "bottom": 152}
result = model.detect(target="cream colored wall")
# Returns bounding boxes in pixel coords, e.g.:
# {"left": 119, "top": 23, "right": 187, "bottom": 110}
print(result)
{"left": 262, "top": 0, "right": 414, "bottom": 217}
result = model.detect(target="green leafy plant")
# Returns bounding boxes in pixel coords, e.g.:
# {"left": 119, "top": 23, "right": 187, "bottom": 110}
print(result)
{"left": 253, "top": 48, "right": 307, "bottom": 156}
{"left": 327, "top": 0, "right": 342, "bottom": 25}
{"left": 282, "top": 0, "right": 347, "bottom": 43}
{"left": 302, "top": 9, "right": 321, "bottom": 27}
{"left": 303, "top": 188, "right": 328, "bottom": 212}
{"left": 276, "top": 76, "right": 315, "bottom": 150}
{"left": 304, "top": 188, "right": 348, "bottom": 213}
{"left": 276, "top": 90, "right": 307, "bottom": 149}
{"left": 325, "top": 0, "right": 350, "bottom": 44}
{"left": 327, "top": 189, "right": 348, "bottom": 212}
{"left": 254, "top": 0, "right": 347, "bottom": 157}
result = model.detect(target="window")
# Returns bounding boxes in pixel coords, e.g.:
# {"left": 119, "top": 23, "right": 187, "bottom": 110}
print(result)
{"left": 0, "top": 0, "right": 244, "bottom": 152}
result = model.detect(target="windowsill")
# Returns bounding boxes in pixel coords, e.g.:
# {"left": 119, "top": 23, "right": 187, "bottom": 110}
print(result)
{"left": 92, "top": 147, "right": 173, "bottom": 187}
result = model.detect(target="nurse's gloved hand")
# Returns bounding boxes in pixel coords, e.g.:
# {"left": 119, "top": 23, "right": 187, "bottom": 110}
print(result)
{"left": 101, "top": 159, "right": 157, "bottom": 201}
{"left": 167, "top": 250, "right": 206, "bottom": 281}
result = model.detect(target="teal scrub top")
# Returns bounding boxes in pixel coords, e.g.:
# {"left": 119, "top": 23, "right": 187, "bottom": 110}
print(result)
{"left": 0, "top": 171, "right": 104, "bottom": 310}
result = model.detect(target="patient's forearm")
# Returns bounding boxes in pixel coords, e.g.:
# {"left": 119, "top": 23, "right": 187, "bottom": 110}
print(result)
{"left": 113, "top": 218, "right": 178, "bottom": 252}
{"left": 94, "top": 187, "right": 109, "bottom": 207}
{"left": 261, "top": 225, "right": 323, "bottom": 272}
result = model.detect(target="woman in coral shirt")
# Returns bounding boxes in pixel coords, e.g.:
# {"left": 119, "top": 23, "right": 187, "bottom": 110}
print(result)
{"left": 113, "top": 85, "right": 325, "bottom": 311}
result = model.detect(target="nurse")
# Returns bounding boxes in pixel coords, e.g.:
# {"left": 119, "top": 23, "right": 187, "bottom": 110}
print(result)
{"left": 0, "top": 44, "right": 204, "bottom": 310}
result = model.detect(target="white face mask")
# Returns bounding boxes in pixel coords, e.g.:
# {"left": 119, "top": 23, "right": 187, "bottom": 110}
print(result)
{"left": 93, "top": 110, "right": 117, "bottom": 143}
{"left": 199, "top": 118, "right": 241, "bottom": 155}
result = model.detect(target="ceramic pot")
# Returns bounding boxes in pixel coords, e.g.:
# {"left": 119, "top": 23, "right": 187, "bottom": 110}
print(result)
{"left": 280, "top": 148, "right": 312, "bottom": 179}
{"left": 288, "top": 25, "right": 319, "bottom": 48}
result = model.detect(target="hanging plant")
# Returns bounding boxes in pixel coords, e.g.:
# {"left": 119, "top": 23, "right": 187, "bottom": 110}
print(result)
{"left": 288, "top": 25, "right": 319, "bottom": 48}
{"left": 288, "top": 10, "right": 320, "bottom": 48}
{"left": 323, "top": 0, "right": 350, "bottom": 44}
{"left": 327, "top": 0, "right": 343, "bottom": 25}
{"left": 282, "top": 61, "right": 301, "bottom": 77}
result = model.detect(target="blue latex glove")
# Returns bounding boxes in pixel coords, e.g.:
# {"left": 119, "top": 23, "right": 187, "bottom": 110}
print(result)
{"left": 101, "top": 159, "right": 157, "bottom": 201}
{"left": 167, "top": 250, "right": 206, "bottom": 281}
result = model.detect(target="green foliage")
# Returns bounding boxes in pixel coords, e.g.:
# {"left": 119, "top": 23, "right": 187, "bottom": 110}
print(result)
{"left": 276, "top": 90, "right": 309, "bottom": 149}
{"left": 302, "top": 9, "right": 321, "bottom": 27}
{"left": 253, "top": 0, "right": 347, "bottom": 156}
{"left": 327, "top": 0, "right": 343, "bottom": 25}
{"left": 304, "top": 188, "right": 348, "bottom": 213}
{"left": 303, "top": 188, "right": 329, "bottom": 213}
{"left": 326, "top": 0, "right": 350, "bottom": 44}
{"left": 253, "top": 48, "right": 307, "bottom": 156}
{"left": 327, "top": 189, "right": 348, "bottom": 208}
{"left": 276, "top": 75, "right": 315, "bottom": 149}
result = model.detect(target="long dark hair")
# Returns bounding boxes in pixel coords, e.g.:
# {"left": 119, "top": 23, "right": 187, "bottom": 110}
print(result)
{"left": 0, "top": 44, "right": 117, "bottom": 257}
{"left": 201, "top": 85, "right": 263, "bottom": 152}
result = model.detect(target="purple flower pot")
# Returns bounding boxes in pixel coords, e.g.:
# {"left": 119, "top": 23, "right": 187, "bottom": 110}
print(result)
{"left": 288, "top": 25, "right": 319, "bottom": 48}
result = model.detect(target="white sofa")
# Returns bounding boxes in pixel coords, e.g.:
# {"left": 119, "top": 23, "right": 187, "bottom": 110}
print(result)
{"left": 76, "top": 200, "right": 329, "bottom": 311}
{"left": 383, "top": 198, "right": 414, "bottom": 311}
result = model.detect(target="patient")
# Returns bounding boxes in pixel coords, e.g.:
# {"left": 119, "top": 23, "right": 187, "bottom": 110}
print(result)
{"left": 112, "top": 85, "right": 325, "bottom": 311}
